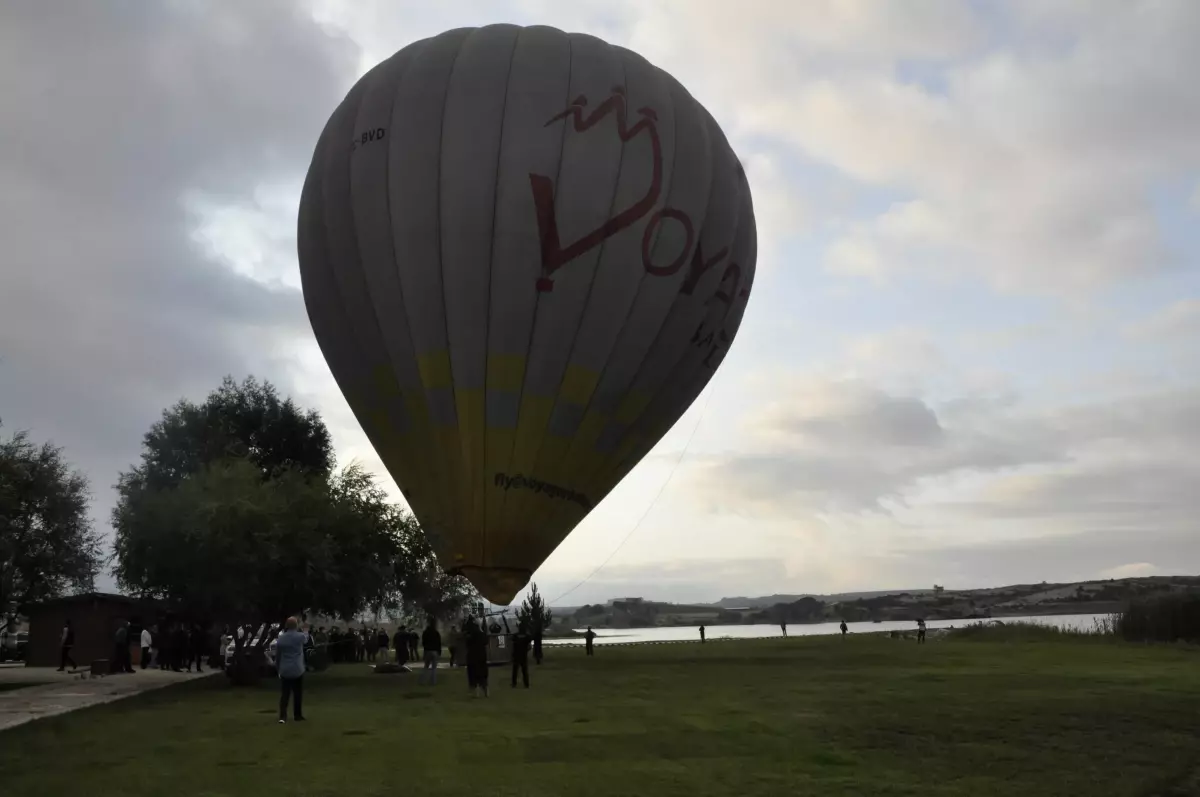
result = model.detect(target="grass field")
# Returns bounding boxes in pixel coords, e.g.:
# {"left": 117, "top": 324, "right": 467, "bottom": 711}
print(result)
{"left": 3, "top": 633, "right": 1200, "bottom": 796}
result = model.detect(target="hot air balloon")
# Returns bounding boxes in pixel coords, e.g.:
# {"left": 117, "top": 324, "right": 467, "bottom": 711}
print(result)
{"left": 297, "top": 24, "right": 756, "bottom": 605}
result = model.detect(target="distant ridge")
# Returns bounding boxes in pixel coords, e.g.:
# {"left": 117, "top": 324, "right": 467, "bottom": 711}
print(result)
{"left": 711, "top": 590, "right": 934, "bottom": 609}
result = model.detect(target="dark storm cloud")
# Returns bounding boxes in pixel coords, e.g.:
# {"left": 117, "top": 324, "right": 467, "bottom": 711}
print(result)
{"left": 0, "top": 2, "right": 359, "bottom": 550}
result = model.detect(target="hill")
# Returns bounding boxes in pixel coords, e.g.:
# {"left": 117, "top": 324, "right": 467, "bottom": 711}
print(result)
{"left": 550, "top": 575, "right": 1200, "bottom": 630}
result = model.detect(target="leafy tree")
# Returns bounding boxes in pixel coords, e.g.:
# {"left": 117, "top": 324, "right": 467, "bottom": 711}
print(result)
{"left": 133, "top": 375, "right": 332, "bottom": 492}
{"left": 0, "top": 421, "right": 103, "bottom": 633}
{"left": 384, "top": 509, "right": 478, "bottom": 621}
{"left": 517, "top": 582, "right": 553, "bottom": 632}
{"left": 113, "top": 458, "right": 400, "bottom": 624}
{"left": 111, "top": 375, "right": 476, "bottom": 678}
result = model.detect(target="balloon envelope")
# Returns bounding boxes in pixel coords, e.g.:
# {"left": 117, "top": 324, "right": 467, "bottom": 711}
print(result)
{"left": 298, "top": 24, "right": 756, "bottom": 605}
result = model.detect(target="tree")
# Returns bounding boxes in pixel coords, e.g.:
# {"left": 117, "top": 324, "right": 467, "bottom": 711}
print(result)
{"left": 113, "top": 458, "right": 401, "bottom": 624}
{"left": 384, "top": 509, "right": 478, "bottom": 621}
{"left": 111, "top": 375, "right": 475, "bottom": 677}
{"left": 0, "top": 421, "right": 103, "bottom": 633}
{"left": 517, "top": 582, "right": 553, "bottom": 632}
{"left": 133, "top": 375, "right": 332, "bottom": 493}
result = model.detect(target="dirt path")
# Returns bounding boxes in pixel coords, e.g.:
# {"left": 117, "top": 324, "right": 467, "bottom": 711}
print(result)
{"left": 0, "top": 666, "right": 214, "bottom": 733}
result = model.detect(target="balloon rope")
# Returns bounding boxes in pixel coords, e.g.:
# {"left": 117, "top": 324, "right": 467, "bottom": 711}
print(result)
{"left": 548, "top": 372, "right": 724, "bottom": 607}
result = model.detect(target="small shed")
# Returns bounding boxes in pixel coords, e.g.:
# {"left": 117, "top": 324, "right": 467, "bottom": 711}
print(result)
{"left": 22, "top": 593, "right": 159, "bottom": 669}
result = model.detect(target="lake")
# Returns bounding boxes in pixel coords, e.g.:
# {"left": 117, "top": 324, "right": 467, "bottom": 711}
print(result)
{"left": 544, "top": 613, "right": 1110, "bottom": 646}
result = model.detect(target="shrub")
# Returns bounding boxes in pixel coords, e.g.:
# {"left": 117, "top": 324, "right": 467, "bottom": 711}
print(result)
{"left": 1115, "top": 592, "right": 1200, "bottom": 643}
{"left": 948, "top": 619, "right": 1111, "bottom": 642}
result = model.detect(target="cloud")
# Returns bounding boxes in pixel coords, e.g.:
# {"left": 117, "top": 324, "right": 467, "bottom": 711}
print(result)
{"left": 685, "top": 375, "right": 1061, "bottom": 515}
{"left": 728, "top": 3, "right": 1200, "bottom": 295}
{"left": 1098, "top": 562, "right": 1159, "bottom": 580}
{"left": 1123, "top": 299, "right": 1200, "bottom": 344}
{"left": 0, "top": 2, "right": 360, "bottom": 546}
{"left": 684, "top": 366, "right": 1200, "bottom": 540}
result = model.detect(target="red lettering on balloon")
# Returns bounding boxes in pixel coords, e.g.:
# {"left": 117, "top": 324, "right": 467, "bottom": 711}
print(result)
{"left": 530, "top": 87, "right": 664, "bottom": 291}
{"left": 529, "top": 87, "right": 754, "bottom": 329}
{"left": 641, "top": 208, "right": 695, "bottom": 277}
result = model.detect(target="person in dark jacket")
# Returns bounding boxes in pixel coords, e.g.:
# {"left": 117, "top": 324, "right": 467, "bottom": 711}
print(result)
{"left": 57, "top": 619, "right": 76, "bottom": 671}
{"left": 585, "top": 626, "right": 596, "bottom": 656}
{"left": 170, "top": 623, "right": 187, "bottom": 672}
{"left": 114, "top": 621, "right": 134, "bottom": 673}
{"left": 188, "top": 624, "right": 207, "bottom": 672}
{"left": 533, "top": 624, "right": 544, "bottom": 665}
{"left": 511, "top": 621, "right": 532, "bottom": 689}
{"left": 465, "top": 618, "right": 489, "bottom": 698}
{"left": 418, "top": 619, "right": 441, "bottom": 686}
{"left": 395, "top": 626, "right": 409, "bottom": 666}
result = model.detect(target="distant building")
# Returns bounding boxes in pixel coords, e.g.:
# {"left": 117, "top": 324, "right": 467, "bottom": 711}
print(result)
{"left": 22, "top": 593, "right": 159, "bottom": 669}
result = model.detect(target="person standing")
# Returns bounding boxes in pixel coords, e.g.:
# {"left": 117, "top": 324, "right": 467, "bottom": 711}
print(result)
{"left": 376, "top": 628, "right": 389, "bottom": 664}
{"left": 839, "top": 620, "right": 848, "bottom": 637}
{"left": 188, "top": 623, "right": 207, "bottom": 672}
{"left": 699, "top": 625, "right": 706, "bottom": 643}
{"left": 394, "top": 626, "right": 409, "bottom": 666}
{"left": 584, "top": 626, "right": 596, "bottom": 657}
{"left": 465, "top": 618, "right": 489, "bottom": 698}
{"left": 140, "top": 625, "right": 153, "bottom": 670}
{"left": 511, "top": 621, "right": 532, "bottom": 689}
{"left": 780, "top": 621, "right": 788, "bottom": 638}
{"left": 419, "top": 618, "right": 441, "bottom": 685}
{"left": 170, "top": 623, "right": 186, "bottom": 672}
{"left": 916, "top": 618, "right": 927, "bottom": 644}
{"left": 115, "top": 621, "right": 134, "bottom": 673}
{"left": 276, "top": 617, "right": 307, "bottom": 724}
{"left": 57, "top": 619, "right": 76, "bottom": 672}
{"left": 532, "top": 624, "right": 544, "bottom": 665}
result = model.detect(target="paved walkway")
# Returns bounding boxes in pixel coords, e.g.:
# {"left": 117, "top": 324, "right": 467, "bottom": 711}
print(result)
{"left": 0, "top": 666, "right": 214, "bottom": 733}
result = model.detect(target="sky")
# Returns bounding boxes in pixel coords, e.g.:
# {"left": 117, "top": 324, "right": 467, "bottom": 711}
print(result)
{"left": 2, "top": 0, "right": 1198, "bottom": 607}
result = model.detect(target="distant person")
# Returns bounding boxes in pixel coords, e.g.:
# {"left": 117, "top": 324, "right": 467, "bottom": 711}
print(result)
{"left": 780, "top": 622, "right": 788, "bottom": 638}
{"left": 511, "top": 621, "right": 533, "bottom": 689}
{"left": 408, "top": 628, "right": 419, "bottom": 660}
{"left": 170, "top": 623, "right": 186, "bottom": 672}
{"left": 465, "top": 618, "right": 489, "bottom": 698}
{"left": 533, "top": 624, "right": 544, "bottom": 665}
{"left": 58, "top": 619, "right": 76, "bottom": 671}
{"left": 276, "top": 617, "right": 307, "bottom": 724}
{"left": 445, "top": 624, "right": 460, "bottom": 668}
{"left": 419, "top": 619, "right": 441, "bottom": 685}
{"left": 699, "top": 625, "right": 706, "bottom": 643}
{"left": 115, "top": 621, "right": 134, "bottom": 673}
{"left": 584, "top": 626, "right": 596, "bottom": 657}
{"left": 303, "top": 625, "right": 315, "bottom": 671}
{"left": 395, "top": 626, "right": 409, "bottom": 666}
{"left": 377, "top": 628, "right": 389, "bottom": 664}
{"left": 189, "top": 623, "right": 207, "bottom": 672}
{"left": 839, "top": 620, "right": 848, "bottom": 637}
{"left": 916, "top": 619, "right": 927, "bottom": 644}
{"left": 140, "top": 625, "right": 153, "bottom": 670}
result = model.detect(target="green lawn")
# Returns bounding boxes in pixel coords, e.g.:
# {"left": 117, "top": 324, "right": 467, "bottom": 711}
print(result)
{"left": 3, "top": 634, "right": 1200, "bottom": 796}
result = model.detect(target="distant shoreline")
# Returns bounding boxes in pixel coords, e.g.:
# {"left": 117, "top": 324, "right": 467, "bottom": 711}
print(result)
{"left": 545, "top": 605, "right": 1124, "bottom": 636}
